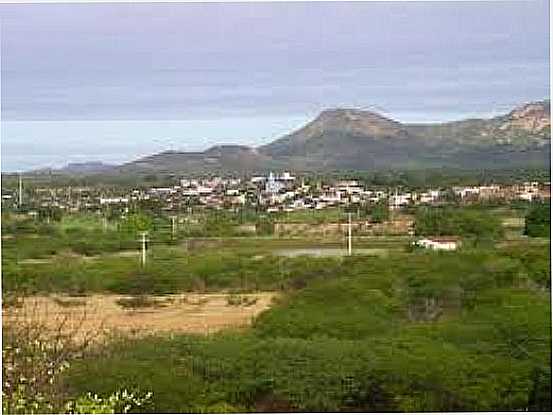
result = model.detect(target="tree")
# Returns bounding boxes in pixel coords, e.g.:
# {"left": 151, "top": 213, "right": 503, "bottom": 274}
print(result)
{"left": 120, "top": 213, "right": 153, "bottom": 235}
{"left": 370, "top": 200, "right": 390, "bottom": 223}
{"left": 414, "top": 207, "right": 503, "bottom": 241}
{"left": 37, "top": 206, "right": 63, "bottom": 223}
{"left": 524, "top": 202, "right": 550, "bottom": 237}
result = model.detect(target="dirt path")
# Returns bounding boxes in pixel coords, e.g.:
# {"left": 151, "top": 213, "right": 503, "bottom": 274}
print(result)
{"left": 3, "top": 292, "right": 277, "bottom": 340}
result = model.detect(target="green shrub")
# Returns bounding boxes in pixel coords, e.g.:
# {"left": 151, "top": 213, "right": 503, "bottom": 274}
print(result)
{"left": 415, "top": 207, "right": 503, "bottom": 241}
{"left": 524, "top": 202, "right": 550, "bottom": 237}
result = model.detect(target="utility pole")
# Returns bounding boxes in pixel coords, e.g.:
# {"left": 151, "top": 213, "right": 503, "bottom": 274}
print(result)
{"left": 170, "top": 216, "right": 177, "bottom": 240}
{"left": 347, "top": 212, "right": 352, "bottom": 256}
{"left": 18, "top": 172, "right": 23, "bottom": 207}
{"left": 102, "top": 206, "right": 108, "bottom": 232}
{"left": 140, "top": 231, "right": 148, "bottom": 267}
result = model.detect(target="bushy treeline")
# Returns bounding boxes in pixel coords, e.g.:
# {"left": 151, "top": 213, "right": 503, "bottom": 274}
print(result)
{"left": 2, "top": 242, "right": 341, "bottom": 295}
{"left": 64, "top": 245, "right": 551, "bottom": 412}
{"left": 306, "top": 167, "right": 550, "bottom": 190}
{"left": 524, "top": 201, "right": 550, "bottom": 237}
{"left": 1, "top": 213, "right": 170, "bottom": 260}
{"left": 414, "top": 206, "right": 504, "bottom": 241}
{"left": 3, "top": 167, "right": 549, "bottom": 192}
{"left": 1, "top": 210, "right": 266, "bottom": 262}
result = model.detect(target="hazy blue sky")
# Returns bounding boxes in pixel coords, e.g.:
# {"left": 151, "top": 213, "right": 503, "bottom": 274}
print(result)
{"left": 1, "top": 1, "right": 550, "bottom": 171}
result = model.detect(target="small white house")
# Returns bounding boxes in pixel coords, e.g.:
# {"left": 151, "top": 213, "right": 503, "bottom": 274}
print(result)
{"left": 100, "top": 197, "right": 129, "bottom": 205}
{"left": 414, "top": 237, "right": 460, "bottom": 251}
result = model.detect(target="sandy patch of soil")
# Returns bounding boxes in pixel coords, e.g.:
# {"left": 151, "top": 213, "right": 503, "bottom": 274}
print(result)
{"left": 3, "top": 292, "right": 277, "bottom": 340}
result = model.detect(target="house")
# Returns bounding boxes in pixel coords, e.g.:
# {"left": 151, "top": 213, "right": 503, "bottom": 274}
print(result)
{"left": 414, "top": 237, "right": 460, "bottom": 251}
{"left": 389, "top": 192, "right": 412, "bottom": 209}
{"left": 537, "top": 183, "right": 551, "bottom": 200}
{"left": 250, "top": 176, "right": 265, "bottom": 184}
{"left": 454, "top": 186, "right": 480, "bottom": 199}
{"left": 478, "top": 185, "right": 501, "bottom": 200}
{"left": 265, "top": 172, "right": 283, "bottom": 194}
{"left": 99, "top": 197, "right": 129, "bottom": 205}
{"left": 518, "top": 192, "right": 535, "bottom": 202}
{"left": 280, "top": 171, "right": 295, "bottom": 181}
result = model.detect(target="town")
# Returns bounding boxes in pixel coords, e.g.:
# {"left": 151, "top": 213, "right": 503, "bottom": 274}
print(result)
{"left": 3, "top": 171, "right": 550, "bottom": 255}
{"left": 3, "top": 171, "right": 550, "bottom": 216}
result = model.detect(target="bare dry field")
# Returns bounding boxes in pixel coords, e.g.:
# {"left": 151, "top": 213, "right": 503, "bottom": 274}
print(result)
{"left": 3, "top": 292, "right": 277, "bottom": 340}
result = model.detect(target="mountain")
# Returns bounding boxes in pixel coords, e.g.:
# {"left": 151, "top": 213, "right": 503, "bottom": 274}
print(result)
{"left": 30, "top": 161, "right": 117, "bottom": 176}
{"left": 260, "top": 108, "right": 410, "bottom": 158}
{"left": 258, "top": 100, "right": 550, "bottom": 170}
{"left": 61, "top": 162, "right": 116, "bottom": 174}
{"left": 117, "top": 145, "right": 275, "bottom": 175}
{"left": 26, "top": 100, "right": 550, "bottom": 176}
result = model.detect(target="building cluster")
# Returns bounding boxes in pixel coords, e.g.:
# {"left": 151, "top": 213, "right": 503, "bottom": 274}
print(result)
{"left": 452, "top": 182, "right": 551, "bottom": 203}
{"left": 2, "top": 172, "right": 550, "bottom": 215}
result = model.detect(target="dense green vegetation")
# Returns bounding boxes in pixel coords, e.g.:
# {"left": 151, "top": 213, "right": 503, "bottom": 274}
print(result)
{"left": 369, "top": 199, "right": 390, "bottom": 223}
{"left": 1, "top": 210, "right": 268, "bottom": 263}
{"left": 65, "top": 244, "right": 551, "bottom": 412}
{"left": 525, "top": 201, "right": 551, "bottom": 237}
{"left": 3, "top": 246, "right": 345, "bottom": 295}
{"left": 282, "top": 168, "right": 551, "bottom": 192}
{"left": 1, "top": 212, "right": 346, "bottom": 294}
{"left": 414, "top": 206, "right": 504, "bottom": 242}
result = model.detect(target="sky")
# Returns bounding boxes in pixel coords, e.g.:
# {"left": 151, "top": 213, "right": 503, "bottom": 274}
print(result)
{"left": 0, "top": 1, "right": 550, "bottom": 172}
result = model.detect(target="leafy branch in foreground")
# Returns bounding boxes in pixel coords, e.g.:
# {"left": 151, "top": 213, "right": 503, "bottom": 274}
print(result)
{"left": 65, "top": 390, "right": 153, "bottom": 414}
{"left": 2, "top": 296, "right": 153, "bottom": 414}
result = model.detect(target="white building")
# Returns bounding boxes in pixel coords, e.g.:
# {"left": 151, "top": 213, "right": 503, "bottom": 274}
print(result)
{"left": 454, "top": 186, "right": 480, "bottom": 199}
{"left": 414, "top": 237, "right": 460, "bottom": 251}
{"left": 389, "top": 193, "right": 412, "bottom": 209}
{"left": 251, "top": 176, "right": 266, "bottom": 184}
{"left": 265, "top": 172, "right": 283, "bottom": 194}
{"left": 280, "top": 171, "right": 295, "bottom": 181}
{"left": 197, "top": 186, "right": 214, "bottom": 195}
{"left": 518, "top": 192, "right": 536, "bottom": 202}
{"left": 100, "top": 197, "right": 129, "bottom": 205}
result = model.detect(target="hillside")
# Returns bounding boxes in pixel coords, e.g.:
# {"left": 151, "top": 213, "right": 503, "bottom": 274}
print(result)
{"left": 29, "top": 162, "right": 116, "bottom": 176}
{"left": 116, "top": 145, "right": 276, "bottom": 175}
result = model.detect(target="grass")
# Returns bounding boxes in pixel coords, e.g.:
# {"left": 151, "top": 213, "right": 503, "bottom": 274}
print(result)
{"left": 2, "top": 226, "right": 413, "bottom": 295}
{"left": 2, "top": 242, "right": 346, "bottom": 295}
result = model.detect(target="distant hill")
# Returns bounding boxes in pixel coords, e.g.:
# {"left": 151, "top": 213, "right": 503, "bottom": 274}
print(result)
{"left": 30, "top": 161, "right": 117, "bottom": 176}
{"left": 116, "top": 145, "right": 276, "bottom": 176}
{"left": 26, "top": 100, "right": 552, "bottom": 176}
